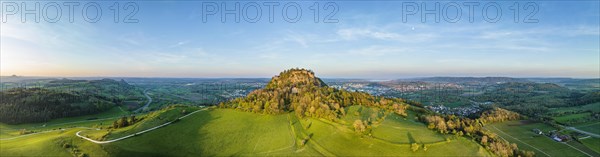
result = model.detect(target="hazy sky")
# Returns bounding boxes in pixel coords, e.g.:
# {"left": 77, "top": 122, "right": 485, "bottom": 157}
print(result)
{"left": 1, "top": 1, "right": 599, "bottom": 78}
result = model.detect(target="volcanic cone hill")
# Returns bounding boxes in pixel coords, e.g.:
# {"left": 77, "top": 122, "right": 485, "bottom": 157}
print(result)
{"left": 220, "top": 68, "right": 410, "bottom": 120}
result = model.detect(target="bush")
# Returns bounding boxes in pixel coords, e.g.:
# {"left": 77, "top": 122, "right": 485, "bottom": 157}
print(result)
{"left": 353, "top": 120, "right": 367, "bottom": 133}
{"left": 411, "top": 143, "right": 420, "bottom": 152}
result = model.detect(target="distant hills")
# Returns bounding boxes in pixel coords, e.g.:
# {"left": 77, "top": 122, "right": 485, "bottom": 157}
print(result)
{"left": 392, "top": 77, "right": 530, "bottom": 83}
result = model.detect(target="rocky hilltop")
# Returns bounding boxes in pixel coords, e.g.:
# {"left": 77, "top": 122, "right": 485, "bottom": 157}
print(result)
{"left": 220, "top": 68, "right": 408, "bottom": 120}
{"left": 265, "top": 68, "right": 326, "bottom": 89}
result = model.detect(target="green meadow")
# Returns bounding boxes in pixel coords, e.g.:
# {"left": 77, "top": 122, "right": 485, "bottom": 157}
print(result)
{"left": 575, "top": 122, "right": 600, "bottom": 135}
{"left": 1, "top": 106, "right": 129, "bottom": 139}
{"left": 581, "top": 137, "right": 600, "bottom": 153}
{"left": 549, "top": 102, "right": 600, "bottom": 113}
{"left": 487, "top": 121, "right": 599, "bottom": 157}
{"left": 1, "top": 106, "right": 492, "bottom": 156}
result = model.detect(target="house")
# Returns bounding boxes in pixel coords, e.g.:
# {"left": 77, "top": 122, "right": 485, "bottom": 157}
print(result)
{"left": 559, "top": 135, "right": 571, "bottom": 142}
{"left": 549, "top": 134, "right": 570, "bottom": 142}
{"left": 552, "top": 136, "right": 562, "bottom": 142}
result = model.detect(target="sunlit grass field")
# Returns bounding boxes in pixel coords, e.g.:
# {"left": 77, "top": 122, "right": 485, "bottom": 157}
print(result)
{"left": 2, "top": 107, "right": 492, "bottom": 156}
{"left": 487, "top": 121, "right": 598, "bottom": 157}
{"left": 0, "top": 106, "right": 129, "bottom": 139}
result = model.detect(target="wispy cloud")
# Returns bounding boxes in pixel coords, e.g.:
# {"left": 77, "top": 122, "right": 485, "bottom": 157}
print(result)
{"left": 336, "top": 27, "right": 437, "bottom": 42}
{"left": 170, "top": 40, "right": 191, "bottom": 48}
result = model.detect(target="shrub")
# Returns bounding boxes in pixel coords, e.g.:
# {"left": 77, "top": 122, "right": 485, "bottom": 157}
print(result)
{"left": 411, "top": 143, "right": 420, "bottom": 152}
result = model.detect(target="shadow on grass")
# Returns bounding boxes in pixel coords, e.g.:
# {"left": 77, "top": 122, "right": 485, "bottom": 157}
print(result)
{"left": 103, "top": 109, "right": 218, "bottom": 156}
{"left": 407, "top": 132, "right": 416, "bottom": 144}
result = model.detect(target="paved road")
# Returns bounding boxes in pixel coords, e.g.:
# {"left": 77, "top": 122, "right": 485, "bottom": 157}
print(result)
{"left": 134, "top": 89, "right": 152, "bottom": 113}
{"left": 3, "top": 108, "right": 205, "bottom": 143}
{"left": 76, "top": 121, "right": 173, "bottom": 144}
{"left": 565, "top": 126, "right": 600, "bottom": 138}
{"left": 76, "top": 108, "right": 205, "bottom": 144}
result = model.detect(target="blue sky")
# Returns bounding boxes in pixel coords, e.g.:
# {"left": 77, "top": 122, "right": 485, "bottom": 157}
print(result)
{"left": 1, "top": 1, "right": 599, "bottom": 78}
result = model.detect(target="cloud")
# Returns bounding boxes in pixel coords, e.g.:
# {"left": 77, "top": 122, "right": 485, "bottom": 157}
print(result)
{"left": 170, "top": 40, "right": 191, "bottom": 48}
{"left": 336, "top": 27, "right": 437, "bottom": 43}
{"left": 345, "top": 46, "right": 408, "bottom": 56}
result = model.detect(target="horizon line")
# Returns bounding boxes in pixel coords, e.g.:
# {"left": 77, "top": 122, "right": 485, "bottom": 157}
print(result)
{"left": 2, "top": 75, "right": 599, "bottom": 80}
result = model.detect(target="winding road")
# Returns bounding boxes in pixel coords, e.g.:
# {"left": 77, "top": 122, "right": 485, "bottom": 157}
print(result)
{"left": 134, "top": 89, "right": 152, "bottom": 113}
{"left": 3, "top": 88, "right": 202, "bottom": 145}
{"left": 76, "top": 108, "right": 205, "bottom": 144}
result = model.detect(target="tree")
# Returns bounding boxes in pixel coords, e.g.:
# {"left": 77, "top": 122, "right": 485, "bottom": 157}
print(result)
{"left": 411, "top": 143, "right": 420, "bottom": 152}
{"left": 295, "top": 105, "right": 305, "bottom": 117}
{"left": 427, "top": 123, "right": 435, "bottom": 129}
{"left": 119, "top": 117, "right": 129, "bottom": 128}
{"left": 129, "top": 115, "right": 137, "bottom": 124}
{"left": 353, "top": 120, "right": 366, "bottom": 133}
{"left": 112, "top": 120, "right": 119, "bottom": 129}
{"left": 392, "top": 103, "right": 408, "bottom": 117}
{"left": 481, "top": 135, "right": 488, "bottom": 145}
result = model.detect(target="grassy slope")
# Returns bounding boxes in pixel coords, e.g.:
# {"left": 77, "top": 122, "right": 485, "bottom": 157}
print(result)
{"left": 105, "top": 106, "right": 198, "bottom": 140}
{"left": 549, "top": 102, "right": 600, "bottom": 113}
{"left": 549, "top": 102, "right": 600, "bottom": 134}
{"left": 302, "top": 114, "right": 489, "bottom": 156}
{"left": 372, "top": 112, "right": 447, "bottom": 144}
{"left": 576, "top": 122, "right": 600, "bottom": 135}
{"left": 0, "top": 106, "right": 131, "bottom": 156}
{"left": 104, "top": 108, "right": 298, "bottom": 156}
{"left": 0, "top": 128, "right": 110, "bottom": 157}
{"left": 554, "top": 113, "right": 592, "bottom": 123}
{"left": 2, "top": 107, "right": 490, "bottom": 156}
{"left": 487, "top": 121, "right": 594, "bottom": 157}
{"left": 0, "top": 130, "right": 73, "bottom": 156}
{"left": 0, "top": 106, "right": 129, "bottom": 139}
{"left": 581, "top": 137, "right": 600, "bottom": 153}
{"left": 106, "top": 108, "right": 489, "bottom": 156}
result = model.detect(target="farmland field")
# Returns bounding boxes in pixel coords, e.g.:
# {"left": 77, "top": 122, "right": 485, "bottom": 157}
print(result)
{"left": 575, "top": 122, "right": 600, "bottom": 135}
{"left": 581, "top": 137, "right": 600, "bottom": 153}
{"left": 487, "top": 121, "right": 599, "bottom": 157}
{"left": 549, "top": 102, "right": 600, "bottom": 113}
{"left": 554, "top": 112, "right": 592, "bottom": 124}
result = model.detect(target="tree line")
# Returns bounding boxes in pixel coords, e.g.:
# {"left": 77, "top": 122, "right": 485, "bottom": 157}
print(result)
{"left": 420, "top": 107, "right": 533, "bottom": 157}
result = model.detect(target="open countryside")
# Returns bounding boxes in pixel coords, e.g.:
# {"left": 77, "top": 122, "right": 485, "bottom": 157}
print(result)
{"left": 1, "top": 0, "right": 599, "bottom": 156}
